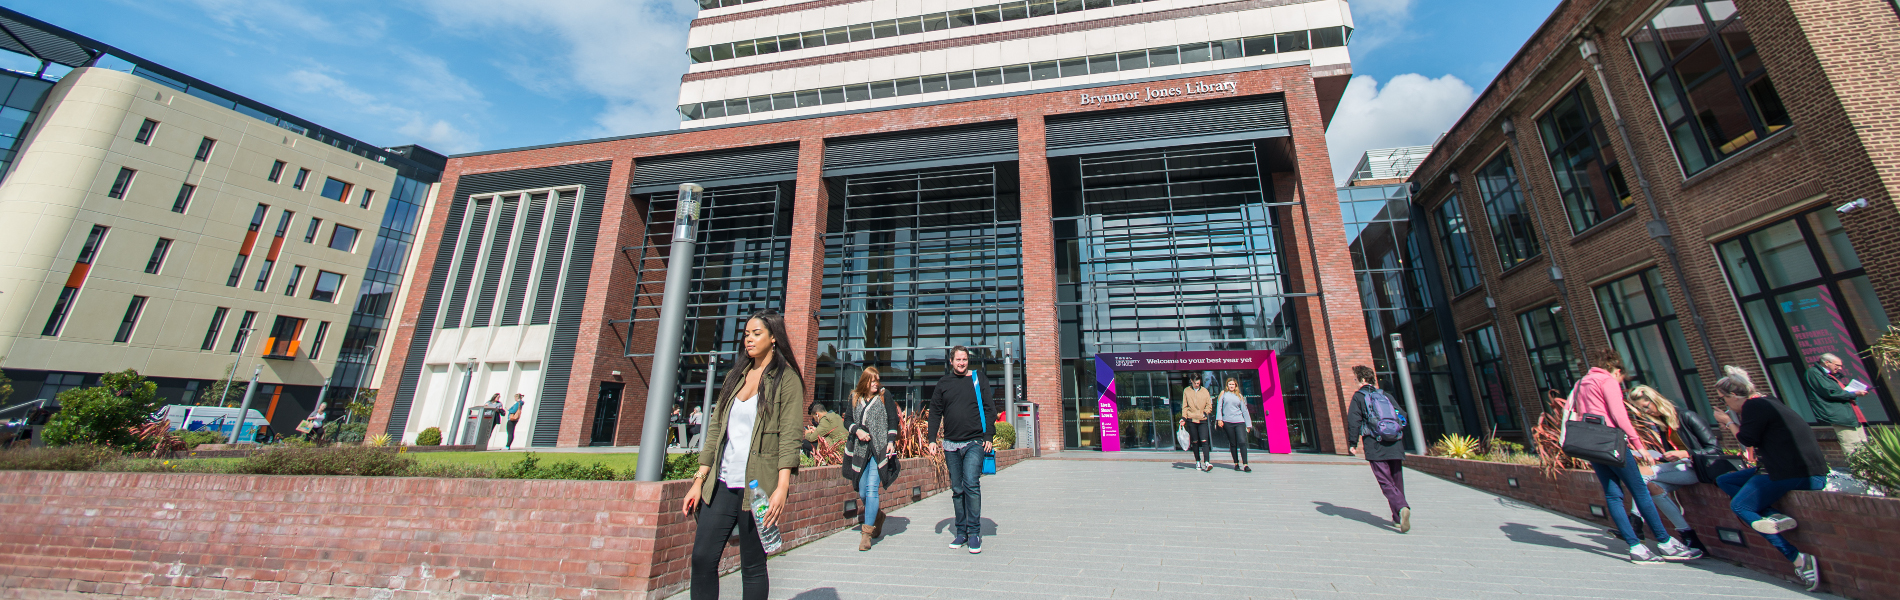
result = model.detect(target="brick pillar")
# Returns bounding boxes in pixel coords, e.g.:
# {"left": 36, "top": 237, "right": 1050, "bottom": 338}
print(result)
{"left": 1281, "top": 72, "right": 1374, "bottom": 455}
{"left": 1018, "top": 114, "right": 1064, "bottom": 454}
{"left": 784, "top": 137, "right": 829, "bottom": 408}
{"left": 563, "top": 155, "right": 638, "bottom": 447}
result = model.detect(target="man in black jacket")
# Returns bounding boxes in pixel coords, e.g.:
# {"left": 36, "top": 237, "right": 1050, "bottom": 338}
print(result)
{"left": 927, "top": 346, "right": 996, "bottom": 554}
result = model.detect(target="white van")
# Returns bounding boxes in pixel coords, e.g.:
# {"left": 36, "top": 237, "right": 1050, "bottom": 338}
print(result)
{"left": 153, "top": 405, "right": 266, "bottom": 443}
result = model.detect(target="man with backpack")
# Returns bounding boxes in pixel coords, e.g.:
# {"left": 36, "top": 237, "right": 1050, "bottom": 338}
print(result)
{"left": 1346, "top": 365, "right": 1411, "bottom": 533}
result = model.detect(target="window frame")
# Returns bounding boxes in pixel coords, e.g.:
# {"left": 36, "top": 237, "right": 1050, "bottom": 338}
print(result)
{"left": 114, "top": 295, "right": 148, "bottom": 343}
{"left": 41, "top": 286, "right": 79, "bottom": 337}
{"left": 253, "top": 259, "right": 275, "bottom": 292}
{"left": 1474, "top": 154, "right": 1542, "bottom": 270}
{"left": 107, "top": 167, "right": 137, "bottom": 199}
{"left": 329, "top": 224, "right": 361, "bottom": 252}
{"left": 134, "top": 119, "right": 158, "bottom": 144}
{"left": 1537, "top": 84, "right": 1633, "bottom": 233}
{"left": 1626, "top": 0, "right": 1791, "bottom": 178}
{"left": 1465, "top": 324, "right": 1521, "bottom": 430}
{"left": 310, "top": 270, "right": 345, "bottom": 303}
{"left": 319, "top": 177, "right": 353, "bottom": 202}
{"left": 284, "top": 265, "right": 305, "bottom": 297}
{"left": 201, "top": 306, "right": 229, "bottom": 351}
{"left": 194, "top": 137, "right": 217, "bottom": 161}
{"left": 309, "top": 321, "right": 330, "bottom": 359}
{"left": 304, "top": 217, "right": 322, "bottom": 243}
{"left": 360, "top": 188, "right": 376, "bottom": 209}
{"left": 1518, "top": 303, "right": 1579, "bottom": 395}
{"left": 171, "top": 183, "right": 195, "bottom": 213}
{"left": 268, "top": 160, "right": 286, "bottom": 183}
{"left": 145, "top": 238, "right": 172, "bottom": 274}
{"left": 1432, "top": 194, "right": 1482, "bottom": 293}
{"left": 292, "top": 168, "right": 310, "bottom": 190}
{"left": 77, "top": 225, "right": 109, "bottom": 264}
{"left": 1593, "top": 267, "right": 1709, "bottom": 416}
{"left": 231, "top": 310, "right": 258, "bottom": 353}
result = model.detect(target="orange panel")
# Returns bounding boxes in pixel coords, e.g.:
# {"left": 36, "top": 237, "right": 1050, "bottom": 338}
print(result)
{"left": 267, "top": 237, "right": 285, "bottom": 261}
{"left": 240, "top": 231, "right": 258, "bottom": 256}
{"left": 287, "top": 339, "right": 301, "bottom": 357}
{"left": 64, "top": 263, "right": 91, "bottom": 288}
{"left": 264, "top": 387, "right": 283, "bottom": 421}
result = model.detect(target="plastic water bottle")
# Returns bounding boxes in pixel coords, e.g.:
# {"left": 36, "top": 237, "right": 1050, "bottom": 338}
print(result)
{"left": 747, "top": 480, "right": 784, "bottom": 553}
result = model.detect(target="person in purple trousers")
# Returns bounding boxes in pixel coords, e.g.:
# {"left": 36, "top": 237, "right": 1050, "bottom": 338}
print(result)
{"left": 1346, "top": 365, "right": 1411, "bottom": 533}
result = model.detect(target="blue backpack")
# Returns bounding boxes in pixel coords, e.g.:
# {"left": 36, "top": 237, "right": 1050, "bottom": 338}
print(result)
{"left": 1362, "top": 387, "right": 1406, "bottom": 443}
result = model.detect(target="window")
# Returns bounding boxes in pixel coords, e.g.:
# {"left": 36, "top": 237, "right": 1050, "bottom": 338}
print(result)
{"left": 274, "top": 210, "right": 295, "bottom": 237}
{"left": 225, "top": 254, "right": 248, "bottom": 287}
{"left": 254, "top": 259, "right": 275, "bottom": 291}
{"left": 249, "top": 204, "right": 269, "bottom": 232}
{"left": 77, "top": 225, "right": 108, "bottom": 264}
{"left": 1595, "top": 268, "right": 1708, "bottom": 416}
{"left": 114, "top": 296, "right": 148, "bottom": 343}
{"left": 107, "top": 167, "right": 136, "bottom": 199}
{"left": 1466, "top": 325, "right": 1520, "bottom": 430}
{"left": 201, "top": 306, "right": 229, "bottom": 350}
{"left": 1628, "top": 0, "right": 1790, "bottom": 176}
{"left": 1717, "top": 207, "right": 1893, "bottom": 423}
{"left": 309, "top": 321, "right": 330, "bottom": 359}
{"left": 1474, "top": 155, "right": 1541, "bottom": 269}
{"left": 1520, "top": 304, "right": 1578, "bottom": 394}
{"left": 329, "top": 224, "right": 360, "bottom": 252}
{"left": 310, "top": 270, "right": 344, "bottom": 303}
{"left": 145, "top": 238, "right": 172, "bottom": 274}
{"left": 194, "top": 137, "right": 216, "bottom": 161}
{"left": 1539, "top": 85, "right": 1633, "bottom": 232}
{"left": 268, "top": 160, "right": 286, "bottom": 182}
{"left": 263, "top": 315, "right": 305, "bottom": 359}
{"left": 1433, "top": 196, "right": 1482, "bottom": 293}
{"left": 41, "top": 286, "right": 79, "bottom": 336}
{"left": 230, "top": 310, "right": 259, "bottom": 353}
{"left": 171, "top": 183, "right": 195, "bottom": 213}
{"left": 292, "top": 168, "right": 310, "bottom": 190}
{"left": 134, "top": 119, "right": 158, "bottom": 144}
{"left": 359, "top": 188, "right": 375, "bottom": 209}
{"left": 283, "top": 265, "right": 304, "bottom": 296}
{"left": 319, "top": 177, "right": 352, "bottom": 202}
{"left": 304, "top": 217, "right": 322, "bottom": 242}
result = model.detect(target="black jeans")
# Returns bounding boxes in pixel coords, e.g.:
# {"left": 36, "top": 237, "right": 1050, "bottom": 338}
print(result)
{"left": 505, "top": 419, "right": 518, "bottom": 447}
{"left": 1218, "top": 422, "right": 1249, "bottom": 464}
{"left": 1186, "top": 420, "right": 1211, "bottom": 462}
{"left": 692, "top": 482, "right": 768, "bottom": 600}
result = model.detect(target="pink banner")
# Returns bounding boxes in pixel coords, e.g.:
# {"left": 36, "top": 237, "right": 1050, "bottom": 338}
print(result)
{"left": 1094, "top": 351, "right": 1289, "bottom": 454}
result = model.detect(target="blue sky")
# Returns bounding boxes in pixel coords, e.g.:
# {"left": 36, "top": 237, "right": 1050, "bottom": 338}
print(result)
{"left": 5, "top": 0, "right": 1558, "bottom": 178}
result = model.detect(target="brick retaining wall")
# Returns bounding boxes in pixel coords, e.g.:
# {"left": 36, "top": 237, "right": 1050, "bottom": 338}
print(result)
{"left": 1407, "top": 455, "right": 1899, "bottom": 599}
{"left": 0, "top": 449, "right": 1032, "bottom": 600}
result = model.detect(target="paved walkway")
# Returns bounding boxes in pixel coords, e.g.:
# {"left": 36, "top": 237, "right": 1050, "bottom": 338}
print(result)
{"left": 679, "top": 457, "right": 1832, "bottom": 600}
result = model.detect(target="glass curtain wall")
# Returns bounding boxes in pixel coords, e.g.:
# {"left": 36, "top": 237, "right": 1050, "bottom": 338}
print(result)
{"left": 1341, "top": 183, "right": 1464, "bottom": 443}
{"left": 627, "top": 183, "right": 795, "bottom": 411}
{"left": 328, "top": 173, "right": 433, "bottom": 413}
{"left": 817, "top": 165, "right": 1023, "bottom": 417}
{"left": 1716, "top": 207, "right": 1893, "bottom": 423}
{"left": 1594, "top": 268, "right": 1709, "bottom": 416}
{"left": 1052, "top": 142, "right": 1308, "bottom": 451}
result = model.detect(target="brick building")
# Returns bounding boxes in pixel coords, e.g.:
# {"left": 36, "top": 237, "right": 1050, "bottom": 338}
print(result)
{"left": 370, "top": 0, "right": 1376, "bottom": 453}
{"left": 1404, "top": 0, "right": 1900, "bottom": 455}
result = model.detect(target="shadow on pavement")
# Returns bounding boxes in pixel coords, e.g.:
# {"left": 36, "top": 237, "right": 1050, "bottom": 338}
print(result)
{"left": 788, "top": 587, "right": 841, "bottom": 600}
{"left": 878, "top": 516, "right": 910, "bottom": 537}
{"left": 1312, "top": 501, "right": 1394, "bottom": 531}
{"left": 1500, "top": 522, "right": 1619, "bottom": 558}
{"left": 933, "top": 517, "right": 998, "bottom": 536}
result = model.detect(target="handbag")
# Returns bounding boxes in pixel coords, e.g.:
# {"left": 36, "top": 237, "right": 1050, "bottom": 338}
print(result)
{"left": 1559, "top": 388, "right": 1628, "bottom": 467}
{"left": 1691, "top": 453, "right": 1741, "bottom": 484}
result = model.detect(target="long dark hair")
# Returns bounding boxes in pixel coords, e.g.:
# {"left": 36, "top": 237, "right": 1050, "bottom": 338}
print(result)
{"left": 716, "top": 309, "right": 802, "bottom": 420}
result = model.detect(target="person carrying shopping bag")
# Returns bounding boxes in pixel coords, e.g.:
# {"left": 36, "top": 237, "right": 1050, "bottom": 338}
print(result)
{"left": 1567, "top": 349, "right": 1702, "bottom": 563}
{"left": 843, "top": 367, "right": 902, "bottom": 551}
{"left": 1180, "top": 375, "right": 1213, "bottom": 472}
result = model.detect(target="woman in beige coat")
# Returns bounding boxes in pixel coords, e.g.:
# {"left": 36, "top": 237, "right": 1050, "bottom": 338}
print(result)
{"left": 1179, "top": 375, "right": 1213, "bottom": 471}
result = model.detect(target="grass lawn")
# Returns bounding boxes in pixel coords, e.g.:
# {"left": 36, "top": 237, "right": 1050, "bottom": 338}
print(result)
{"left": 410, "top": 451, "right": 644, "bottom": 470}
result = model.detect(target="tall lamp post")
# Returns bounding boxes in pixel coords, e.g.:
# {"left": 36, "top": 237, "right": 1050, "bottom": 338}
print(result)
{"left": 230, "top": 365, "right": 263, "bottom": 444}
{"left": 1389, "top": 334, "right": 1429, "bottom": 453}
{"left": 220, "top": 327, "right": 255, "bottom": 406}
{"left": 636, "top": 183, "right": 704, "bottom": 481}
{"left": 446, "top": 358, "right": 477, "bottom": 445}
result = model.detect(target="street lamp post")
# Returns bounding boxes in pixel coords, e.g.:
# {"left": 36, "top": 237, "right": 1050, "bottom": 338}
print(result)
{"left": 636, "top": 183, "right": 704, "bottom": 481}
{"left": 447, "top": 358, "right": 477, "bottom": 446}
{"left": 220, "top": 327, "right": 255, "bottom": 406}
{"left": 1389, "top": 333, "right": 1429, "bottom": 453}
{"left": 230, "top": 365, "right": 263, "bottom": 444}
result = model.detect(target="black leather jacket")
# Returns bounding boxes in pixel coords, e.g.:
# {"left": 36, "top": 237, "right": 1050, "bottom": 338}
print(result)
{"left": 1678, "top": 410, "right": 1720, "bottom": 456}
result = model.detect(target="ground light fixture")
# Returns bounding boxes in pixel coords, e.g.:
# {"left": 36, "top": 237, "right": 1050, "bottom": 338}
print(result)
{"left": 1507, "top": 477, "right": 1520, "bottom": 488}
{"left": 1589, "top": 504, "right": 1606, "bottom": 518}
{"left": 1717, "top": 528, "right": 1748, "bottom": 546}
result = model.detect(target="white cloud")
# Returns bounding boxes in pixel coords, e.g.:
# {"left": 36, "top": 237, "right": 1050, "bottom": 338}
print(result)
{"left": 1324, "top": 74, "right": 1476, "bottom": 185}
{"left": 284, "top": 66, "right": 484, "bottom": 153}
{"left": 417, "top": 0, "right": 700, "bottom": 139}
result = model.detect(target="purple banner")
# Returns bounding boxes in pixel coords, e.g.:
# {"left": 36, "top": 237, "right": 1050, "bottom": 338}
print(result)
{"left": 1094, "top": 351, "right": 1289, "bottom": 454}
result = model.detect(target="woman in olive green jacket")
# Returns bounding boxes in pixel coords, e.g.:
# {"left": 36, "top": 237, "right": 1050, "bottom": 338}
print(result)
{"left": 682, "top": 310, "right": 805, "bottom": 600}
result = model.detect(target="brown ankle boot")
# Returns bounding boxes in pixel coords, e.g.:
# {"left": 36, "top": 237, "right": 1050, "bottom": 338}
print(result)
{"left": 859, "top": 528, "right": 874, "bottom": 551}
{"left": 873, "top": 511, "right": 887, "bottom": 538}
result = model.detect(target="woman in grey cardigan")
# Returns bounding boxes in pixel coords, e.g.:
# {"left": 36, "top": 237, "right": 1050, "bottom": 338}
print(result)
{"left": 843, "top": 367, "right": 902, "bottom": 551}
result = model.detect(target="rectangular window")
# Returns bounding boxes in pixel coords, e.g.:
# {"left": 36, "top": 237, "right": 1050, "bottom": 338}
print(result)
{"left": 329, "top": 224, "right": 360, "bottom": 252}
{"left": 319, "top": 177, "right": 352, "bottom": 202}
{"left": 1474, "top": 155, "right": 1541, "bottom": 269}
{"left": 107, "top": 167, "right": 136, "bottom": 199}
{"left": 283, "top": 265, "right": 304, "bottom": 296}
{"left": 268, "top": 160, "right": 286, "bottom": 182}
{"left": 310, "top": 270, "right": 344, "bottom": 303}
{"left": 135, "top": 119, "right": 158, "bottom": 144}
{"left": 254, "top": 259, "right": 274, "bottom": 291}
{"left": 201, "top": 306, "right": 229, "bottom": 350}
{"left": 292, "top": 168, "right": 310, "bottom": 190}
{"left": 226, "top": 254, "right": 248, "bottom": 287}
{"left": 194, "top": 137, "right": 216, "bottom": 161}
{"left": 304, "top": 217, "right": 321, "bottom": 242}
{"left": 359, "top": 188, "right": 375, "bottom": 209}
{"left": 1466, "top": 325, "right": 1520, "bottom": 430}
{"left": 41, "top": 286, "right": 79, "bottom": 336}
{"left": 1595, "top": 267, "right": 1708, "bottom": 416}
{"left": 264, "top": 315, "right": 305, "bottom": 359}
{"left": 1628, "top": 1, "right": 1790, "bottom": 176}
{"left": 145, "top": 238, "right": 172, "bottom": 274}
{"left": 231, "top": 310, "right": 257, "bottom": 352}
{"left": 1716, "top": 207, "right": 1894, "bottom": 423}
{"left": 1539, "top": 85, "right": 1633, "bottom": 232}
{"left": 274, "top": 210, "right": 295, "bottom": 237}
{"left": 77, "top": 225, "right": 108, "bottom": 264}
{"left": 1519, "top": 304, "right": 1578, "bottom": 393}
{"left": 309, "top": 321, "right": 330, "bottom": 359}
{"left": 249, "top": 204, "right": 269, "bottom": 232}
{"left": 171, "top": 183, "right": 195, "bottom": 213}
{"left": 114, "top": 295, "right": 148, "bottom": 343}
{"left": 1433, "top": 196, "right": 1482, "bottom": 293}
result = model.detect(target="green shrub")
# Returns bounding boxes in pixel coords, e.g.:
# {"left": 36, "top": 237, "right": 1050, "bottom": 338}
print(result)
{"left": 233, "top": 446, "right": 415, "bottom": 476}
{"left": 0, "top": 445, "right": 121, "bottom": 471}
{"left": 415, "top": 427, "right": 442, "bottom": 446}
{"left": 494, "top": 453, "right": 618, "bottom": 480}
{"left": 665, "top": 452, "right": 701, "bottom": 480}
{"left": 1488, "top": 438, "right": 1527, "bottom": 455}
{"left": 177, "top": 430, "right": 226, "bottom": 449}
{"left": 1850, "top": 424, "right": 1900, "bottom": 495}
{"left": 993, "top": 421, "right": 1016, "bottom": 450}
{"left": 41, "top": 370, "right": 162, "bottom": 451}
{"left": 331, "top": 423, "right": 368, "bottom": 444}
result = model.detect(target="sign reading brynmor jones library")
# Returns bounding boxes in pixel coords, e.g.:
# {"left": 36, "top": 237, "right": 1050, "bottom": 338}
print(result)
{"left": 1078, "top": 79, "right": 1239, "bottom": 107}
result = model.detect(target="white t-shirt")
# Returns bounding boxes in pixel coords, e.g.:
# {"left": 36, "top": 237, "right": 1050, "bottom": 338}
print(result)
{"left": 718, "top": 394, "right": 759, "bottom": 487}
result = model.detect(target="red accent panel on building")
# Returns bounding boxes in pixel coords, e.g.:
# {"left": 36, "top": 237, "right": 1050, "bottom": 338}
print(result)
{"left": 239, "top": 231, "right": 258, "bottom": 256}
{"left": 64, "top": 263, "right": 90, "bottom": 289}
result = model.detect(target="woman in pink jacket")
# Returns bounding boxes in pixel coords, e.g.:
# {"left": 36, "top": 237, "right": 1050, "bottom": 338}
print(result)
{"left": 1571, "top": 349, "right": 1702, "bottom": 563}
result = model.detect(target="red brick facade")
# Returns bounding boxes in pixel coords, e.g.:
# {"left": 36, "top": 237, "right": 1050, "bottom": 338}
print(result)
{"left": 1407, "top": 0, "right": 1900, "bottom": 448}
{"left": 374, "top": 63, "right": 1367, "bottom": 455}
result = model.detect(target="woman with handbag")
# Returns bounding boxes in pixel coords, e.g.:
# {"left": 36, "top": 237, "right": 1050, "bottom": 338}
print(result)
{"left": 1711, "top": 366, "right": 1828, "bottom": 592}
{"left": 683, "top": 310, "right": 806, "bottom": 600}
{"left": 1568, "top": 349, "right": 1702, "bottom": 562}
{"left": 843, "top": 367, "right": 901, "bottom": 551}
{"left": 1625, "top": 386, "right": 1716, "bottom": 552}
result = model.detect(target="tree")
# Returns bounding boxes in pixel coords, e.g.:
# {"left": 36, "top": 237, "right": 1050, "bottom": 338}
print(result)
{"left": 0, "top": 368, "right": 13, "bottom": 407}
{"left": 42, "top": 369, "right": 162, "bottom": 450}
{"left": 197, "top": 365, "right": 248, "bottom": 407}
{"left": 345, "top": 389, "right": 376, "bottom": 424}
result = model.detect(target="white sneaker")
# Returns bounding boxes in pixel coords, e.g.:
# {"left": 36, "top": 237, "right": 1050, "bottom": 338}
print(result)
{"left": 1629, "top": 545, "right": 1663, "bottom": 563}
{"left": 1657, "top": 537, "right": 1703, "bottom": 561}
{"left": 1793, "top": 553, "right": 1820, "bottom": 592}
{"left": 1751, "top": 514, "right": 1798, "bottom": 535}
